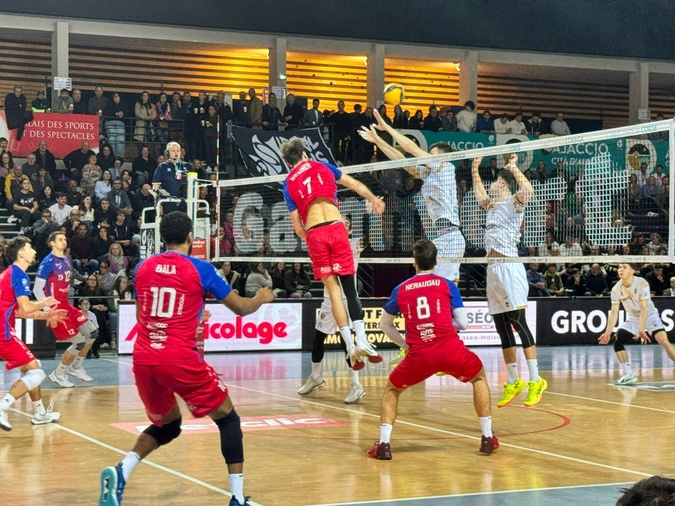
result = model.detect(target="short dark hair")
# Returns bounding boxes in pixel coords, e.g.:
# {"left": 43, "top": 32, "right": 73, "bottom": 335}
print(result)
{"left": 429, "top": 142, "right": 452, "bottom": 154}
{"left": 5, "top": 236, "right": 31, "bottom": 265}
{"left": 497, "top": 169, "right": 518, "bottom": 194}
{"left": 160, "top": 211, "right": 192, "bottom": 246}
{"left": 617, "top": 475, "right": 675, "bottom": 506}
{"left": 279, "top": 137, "right": 306, "bottom": 166}
{"left": 413, "top": 239, "right": 437, "bottom": 271}
{"left": 48, "top": 231, "right": 65, "bottom": 246}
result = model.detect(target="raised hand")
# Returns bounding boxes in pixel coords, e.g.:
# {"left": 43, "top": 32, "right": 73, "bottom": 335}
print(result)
{"left": 505, "top": 154, "right": 519, "bottom": 169}
{"left": 359, "top": 125, "right": 378, "bottom": 143}
{"left": 372, "top": 109, "right": 388, "bottom": 131}
{"left": 471, "top": 157, "right": 483, "bottom": 171}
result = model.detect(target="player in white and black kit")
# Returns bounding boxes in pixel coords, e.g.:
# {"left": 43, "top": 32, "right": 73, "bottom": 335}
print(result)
{"left": 360, "top": 110, "right": 464, "bottom": 281}
{"left": 297, "top": 219, "right": 366, "bottom": 404}
{"left": 472, "top": 154, "right": 546, "bottom": 407}
{"left": 599, "top": 263, "right": 675, "bottom": 385}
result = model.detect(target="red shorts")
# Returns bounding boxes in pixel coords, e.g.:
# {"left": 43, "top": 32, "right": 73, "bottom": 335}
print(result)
{"left": 133, "top": 361, "right": 229, "bottom": 426}
{"left": 306, "top": 221, "right": 355, "bottom": 278}
{"left": 389, "top": 338, "right": 483, "bottom": 389}
{"left": 0, "top": 333, "right": 37, "bottom": 370}
{"left": 51, "top": 301, "right": 89, "bottom": 341}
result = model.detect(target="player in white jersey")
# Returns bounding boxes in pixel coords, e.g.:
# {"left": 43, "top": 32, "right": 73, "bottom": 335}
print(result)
{"left": 297, "top": 219, "right": 366, "bottom": 404}
{"left": 472, "top": 154, "right": 547, "bottom": 407}
{"left": 360, "top": 110, "right": 464, "bottom": 282}
{"left": 599, "top": 263, "right": 675, "bottom": 385}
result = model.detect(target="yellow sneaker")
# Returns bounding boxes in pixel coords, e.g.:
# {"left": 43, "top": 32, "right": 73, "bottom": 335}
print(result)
{"left": 389, "top": 347, "right": 406, "bottom": 367}
{"left": 523, "top": 377, "right": 548, "bottom": 407}
{"left": 497, "top": 377, "right": 526, "bottom": 408}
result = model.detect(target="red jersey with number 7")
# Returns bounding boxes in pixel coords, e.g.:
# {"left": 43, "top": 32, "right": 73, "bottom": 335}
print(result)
{"left": 283, "top": 160, "right": 342, "bottom": 224}
{"left": 132, "top": 251, "right": 232, "bottom": 365}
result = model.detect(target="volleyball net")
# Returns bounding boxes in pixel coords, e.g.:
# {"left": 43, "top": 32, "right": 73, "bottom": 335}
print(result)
{"left": 197, "top": 119, "right": 674, "bottom": 267}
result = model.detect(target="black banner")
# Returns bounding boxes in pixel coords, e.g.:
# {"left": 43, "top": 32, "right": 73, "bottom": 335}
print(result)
{"left": 535, "top": 297, "right": 675, "bottom": 346}
{"left": 232, "top": 126, "right": 337, "bottom": 178}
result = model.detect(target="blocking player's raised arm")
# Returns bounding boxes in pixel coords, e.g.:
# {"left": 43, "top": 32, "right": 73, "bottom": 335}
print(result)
{"left": 359, "top": 125, "right": 421, "bottom": 179}
{"left": 471, "top": 157, "right": 490, "bottom": 209}
{"left": 373, "top": 109, "right": 428, "bottom": 159}
{"left": 505, "top": 154, "right": 533, "bottom": 207}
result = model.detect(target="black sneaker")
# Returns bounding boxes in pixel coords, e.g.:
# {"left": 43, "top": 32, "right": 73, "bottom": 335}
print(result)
{"left": 479, "top": 435, "right": 499, "bottom": 455}
{"left": 367, "top": 441, "right": 392, "bottom": 460}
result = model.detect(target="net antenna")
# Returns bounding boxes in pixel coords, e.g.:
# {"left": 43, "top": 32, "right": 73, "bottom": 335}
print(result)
{"left": 198, "top": 119, "right": 674, "bottom": 267}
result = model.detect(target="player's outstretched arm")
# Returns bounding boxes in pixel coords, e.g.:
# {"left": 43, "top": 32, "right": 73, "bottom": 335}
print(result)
{"left": 222, "top": 287, "right": 275, "bottom": 317}
{"left": 373, "top": 109, "right": 428, "bottom": 158}
{"left": 505, "top": 154, "right": 534, "bottom": 207}
{"left": 380, "top": 310, "right": 407, "bottom": 350}
{"left": 15, "top": 295, "right": 68, "bottom": 324}
{"left": 598, "top": 302, "right": 619, "bottom": 344}
{"left": 471, "top": 157, "right": 490, "bottom": 209}
{"left": 359, "top": 126, "right": 421, "bottom": 179}
{"left": 338, "top": 174, "right": 385, "bottom": 215}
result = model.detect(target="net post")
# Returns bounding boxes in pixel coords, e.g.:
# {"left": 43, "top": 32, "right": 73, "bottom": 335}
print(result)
{"left": 669, "top": 119, "right": 675, "bottom": 263}
{"left": 187, "top": 171, "right": 199, "bottom": 226}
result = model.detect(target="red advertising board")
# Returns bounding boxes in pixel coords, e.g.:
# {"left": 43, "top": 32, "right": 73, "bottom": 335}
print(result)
{"left": 0, "top": 111, "right": 99, "bottom": 158}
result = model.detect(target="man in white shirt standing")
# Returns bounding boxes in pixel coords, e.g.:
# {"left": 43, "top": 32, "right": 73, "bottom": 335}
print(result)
{"left": 550, "top": 112, "right": 571, "bottom": 136}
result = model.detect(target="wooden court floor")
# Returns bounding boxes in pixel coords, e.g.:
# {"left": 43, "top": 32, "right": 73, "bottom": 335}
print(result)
{"left": 1, "top": 345, "right": 674, "bottom": 506}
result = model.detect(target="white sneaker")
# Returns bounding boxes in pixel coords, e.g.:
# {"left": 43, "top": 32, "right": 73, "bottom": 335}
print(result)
{"left": 7, "top": 216, "right": 17, "bottom": 224}
{"left": 67, "top": 366, "right": 93, "bottom": 382}
{"left": 110, "top": 340, "right": 117, "bottom": 350}
{"left": 614, "top": 372, "right": 638, "bottom": 385}
{"left": 31, "top": 401, "right": 61, "bottom": 425}
{"left": 297, "top": 376, "right": 325, "bottom": 396}
{"left": 344, "top": 383, "right": 365, "bottom": 404}
{"left": 0, "top": 409, "right": 11, "bottom": 431}
{"left": 355, "top": 341, "right": 383, "bottom": 363}
{"left": 49, "top": 371, "right": 75, "bottom": 388}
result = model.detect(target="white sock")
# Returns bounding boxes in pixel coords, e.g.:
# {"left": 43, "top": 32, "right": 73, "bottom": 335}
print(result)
{"left": 353, "top": 320, "right": 367, "bottom": 345}
{"left": 622, "top": 362, "right": 634, "bottom": 375}
{"left": 526, "top": 359, "right": 540, "bottom": 382}
{"left": 340, "top": 326, "right": 353, "bottom": 351}
{"left": 0, "top": 393, "right": 16, "bottom": 411}
{"left": 33, "top": 399, "right": 46, "bottom": 416}
{"left": 506, "top": 363, "right": 518, "bottom": 384}
{"left": 310, "top": 362, "right": 322, "bottom": 379}
{"left": 379, "top": 423, "right": 393, "bottom": 444}
{"left": 72, "top": 356, "right": 85, "bottom": 369}
{"left": 228, "top": 473, "right": 245, "bottom": 504}
{"left": 479, "top": 416, "right": 493, "bottom": 438}
{"left": 351, "top": 369, "right": 360, "bottom": 385}
{"left": 120, "top": 451, "right": 141, "bottom": 481}
{"left": 55, "top": 362, "right": 68, "bottom": 376}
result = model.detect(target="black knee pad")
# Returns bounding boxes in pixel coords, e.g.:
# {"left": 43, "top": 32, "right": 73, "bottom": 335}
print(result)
{"left": 215, "top": 410, "right": 244, "bottom": 464}
{"left": 506, "top": 310, "right": 536, "bottom": 349}
{"left": 143, "top": 416, "right": 182, "bottom": 446}
{"left": 614, "top": 329, "right": 635, "bottom": 353}
{"left": 75, "top": 341, "right": 86, "bottom": 351}
{"left": 311, "top": 330, "right": 328, "bottom": 364}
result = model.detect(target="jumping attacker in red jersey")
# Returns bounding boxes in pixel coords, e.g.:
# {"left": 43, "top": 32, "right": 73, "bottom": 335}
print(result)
{"left": 0, "top": 237, "right": 68, "bottom": 431}
{"left": 99, "top": 212, "right": 274, "bottom": 506}
{"left": 35, "top": 231, "right": 99, "bottom": 387}
{"left": 280, "top": 136, "right": 385, "bottom": 367}
{"left": 369, "top": 239, "right": 497, "bottom": 460}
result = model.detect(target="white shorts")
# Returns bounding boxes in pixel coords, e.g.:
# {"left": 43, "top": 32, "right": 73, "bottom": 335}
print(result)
{"left": 314, "top": 299, "right": 352, "bottom": 333}
{"left": 433, "top": 229, "right": 465, "bottom": 282}
{"left": 486, "top": 263, "right": 528, "bottom": 315}
{"left": 618, "top": 312, "right": 665, "bottom": 336}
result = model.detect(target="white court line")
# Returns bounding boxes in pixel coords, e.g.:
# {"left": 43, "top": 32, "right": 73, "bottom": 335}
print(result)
{"left": 546, "top": 391, "right": 675, "bottom": 414}
{"left": 9, "top": 404, "right": 263, "bottom": 506}
{"left": 304, "top": 481, "right": 634, "bottom": 506}
{"left": 229, "top": 384, "right": 654, "bottom": 479}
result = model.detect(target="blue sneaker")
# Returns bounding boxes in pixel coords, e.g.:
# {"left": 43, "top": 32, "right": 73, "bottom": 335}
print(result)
{"left": 229, "top": 497, "right": 251, "bottom": 506}
{"left": 100, "top": 464, "right": 126, "bottom": 506}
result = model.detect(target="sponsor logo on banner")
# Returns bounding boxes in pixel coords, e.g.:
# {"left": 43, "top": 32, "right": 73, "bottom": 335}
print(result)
{"left": 191, "top": 238, "right": 207, "bottom": 259}
{"left": 118, "top": 302, "right": 302, "bottom": 354}
{"left": 232, "top": 126, "right": 336, "bottom": 177}
{"left": 460, "top": 301, "right": 537, "bottom": 346}
{"left": 112, "top": 414, "right": 346, "bottom": 435}
{"left": 0, "top": 112, "right": 99, "bottom": 158}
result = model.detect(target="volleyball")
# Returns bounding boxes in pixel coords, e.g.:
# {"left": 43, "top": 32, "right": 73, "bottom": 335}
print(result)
{"left": 383, "top": 83, "right": 405, "bottom": 105}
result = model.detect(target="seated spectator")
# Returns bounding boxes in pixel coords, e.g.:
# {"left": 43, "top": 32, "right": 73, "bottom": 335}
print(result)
{"left": 441, "top": 108, "right": 457, "bottom": 132}
{"left": 107, "top": 178, "right": 132, "bottom": 215}
{"left": 80, "top": 195, "right": 96, "bottom": 232}
{"left": 534, "top": 161, "right": 549, "bottom": 182}
{"left": 77, "top": 274, "right": 111, "bottom": 354}
{"left": 244, "top": 261, "right": 273, "bottom": 297}
{"left": 585, "top": 263, "right": 608, "bottom": 296}
{"left": 392, "top": 104, "right": 408, "bottom": 129}
{"left": 63, "top": 207, "right": 83, "bottom": 239}
{"left": 131, "top": 183, "right": 156, "bottom": 221}
{"left": 269, "top": 261, "right": 288, "bottom": 298}
{"left": 537, "top": 232, "right": 559, "bottom": 257}
{"left": 476, "top": 110, "right": 495, "bottom": 134}
{"left": 456, "top": 100, "right": 476, "bottom": 132}
{"left": 131, "top": 145, "right": 155, "bottom": 187}
{"left": 544, "top": 264, "right": 565, "bottom": 296}
{"left": 107, "top": 242, "right": 128, "bottom": 276}
{"left": 494, "top": 113, "right": 510, "bottom": 134}
{"left": 48, "top": 192, "right": 72, "bottom": 226}
{"left": 92, "top": 222, "right": 115, "bottom": 262}
{"left": 560, "top": 236, "right": 583, "bottom": 257}
{"left": 32, "top": 209, "right": 60, "bottom": 259}
{"left": 97, "top": 259, "right": 118, "bottom": 293}
{"left": 31, "top": 166, "right": 54, "bottom": 200}
{"left": 95, "top": 169, "right": 113, "bottom": 203}
{"left": 12, "top": 179, "right": 40, "bottom": 234}
{"left": 645, "top": 265, "right": 668, "bottom": 295}
{"left": 284, "top": 262, "right": 312, "bottom": 298}
{"left": 65, "top": 179, "right": 83, "bottom": 208}
{"left": 81, "top": 153, "right": 103, "bottom": 198}
{"left": 96, "top": 144, "right": 115, "bottom": 172}
{"left": 53, "top": 88, "right": 74, "bottom": 114}
{"left": 109, "top": 276, "right": 133, "bottom": 349}
{"left": 63, "top": 141, "right": 96, "bottom": 183}
{"left": 94, "top": 198, "right": 117, "bottom": 227}
{"left": 565, "top": 269, "right": 591, "bottom": 296}
{"left": 217, "top": 261, "right": 240, "bottom": 294}
{"left": 5, "top": 164, "right": 31, "bottom": 212}
{"left": 662, "top": 276, "right": 675, "bottom": 296}
{"left": 527, "top": 263, "right": 550, "bottom": 297}
{"left": 21, "top": 152, "right": 40, "bottom": 179}
{"left": 527, "top": 111, "right": 548, "bottom": 136}
{"left": 110, "top": 210, "right": 136, "bottom": 257}
{"left": 70, "top": 222, "right": 99, "bottom": 274}
{"left": 508, "top": 112, "right": 527, "bottom": 134}
{"left": 121, "top": 169, "right": 137, "bottom": 194}
{"left": 647, "top": 233, "right": 663, "bottom": 254}
{"left": 408, "top": 109, "right": 424, "bottom": 129}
